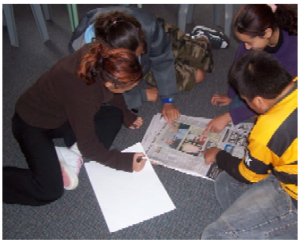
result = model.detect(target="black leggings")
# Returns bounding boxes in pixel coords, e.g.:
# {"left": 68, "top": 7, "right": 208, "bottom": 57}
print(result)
{"left": 3, "top": 106, "right": 123, "bottom": 206}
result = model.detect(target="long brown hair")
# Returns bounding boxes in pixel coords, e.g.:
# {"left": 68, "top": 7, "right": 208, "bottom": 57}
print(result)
{"left": 93, "top": 11, "right": 147, "bottom": 55}
{"left": 234, "top": 4, "right": 297, "bottom": 37}
{"left": 77, "top": 43, "right": 143, "bottom": 85}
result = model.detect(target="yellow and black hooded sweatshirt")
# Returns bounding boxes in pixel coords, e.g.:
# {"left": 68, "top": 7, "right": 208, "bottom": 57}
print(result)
{"left": 216, "top": 78, "right": 298, "bottom": 205}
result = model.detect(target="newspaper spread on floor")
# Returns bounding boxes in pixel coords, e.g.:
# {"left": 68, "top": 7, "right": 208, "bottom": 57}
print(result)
{"left": 141, "top": 113, "right": 254, "bottom": 181}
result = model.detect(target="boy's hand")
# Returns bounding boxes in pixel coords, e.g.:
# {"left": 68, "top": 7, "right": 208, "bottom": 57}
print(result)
{"left": 202, "top": 112, "right": 232, "bottom": 135}
{"left": 202, "top": 147, "right": 221, "bottom": 165}
{"left": 162, "top": 103, "right": 180, "bottom": 127}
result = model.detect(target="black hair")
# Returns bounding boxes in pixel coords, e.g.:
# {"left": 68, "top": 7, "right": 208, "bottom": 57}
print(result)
{"left": 228, "top": 50, "right": 293, "bottom": 101}
{"left": 234, "top": 4, "right": 297, "bottom": 37}
{"left": 94, "top": 11, "right": 147, "bottom": 54}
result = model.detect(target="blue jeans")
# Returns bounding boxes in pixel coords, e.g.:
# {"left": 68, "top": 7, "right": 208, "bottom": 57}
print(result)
{"left": 201, "top": 172, "right": 297, "bottom": 239}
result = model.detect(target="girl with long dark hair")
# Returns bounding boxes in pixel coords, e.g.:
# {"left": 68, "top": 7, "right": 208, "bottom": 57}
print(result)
{"left": 205, "top": 4, "right": 297, "bottom": 134}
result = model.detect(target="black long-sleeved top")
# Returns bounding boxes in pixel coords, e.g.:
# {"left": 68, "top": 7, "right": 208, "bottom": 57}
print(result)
{"left": 16, "top": 43, "right": 137, "bottom": 172}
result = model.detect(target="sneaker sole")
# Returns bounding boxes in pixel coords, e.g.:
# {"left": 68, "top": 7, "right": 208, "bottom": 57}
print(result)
{"left": 192, "top": 25, "right": 220, "bottom": 34}
{"left": 192, "top": 25, "right": 228, "bottom": 41}
{"left": 56, "top": 148, "right": 79, "bottom": 190}
{"left": 191, "top": 25, "right": 229, "bottom": 49}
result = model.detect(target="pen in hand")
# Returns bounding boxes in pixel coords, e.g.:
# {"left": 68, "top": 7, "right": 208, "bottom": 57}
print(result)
{"left": 136, "top": 156, "right": 147, "bottom": 163}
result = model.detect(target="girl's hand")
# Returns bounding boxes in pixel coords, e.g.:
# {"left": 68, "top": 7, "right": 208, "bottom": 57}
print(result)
{"left": 162, "top": 103, "right": 180, "bottom": 127}
{"left": 129, "top": 117, "right": 143, "bottom": 129}
{"left": 211, "top": 94, "right": 232, "bottom": 106}
{"left": 132, "top": 153, "right": 147, "bottom": 172}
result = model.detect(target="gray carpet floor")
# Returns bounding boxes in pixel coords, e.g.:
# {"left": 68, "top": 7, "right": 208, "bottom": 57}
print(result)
{"left": 3, "top": 4, "right": 243, "bottom": 239}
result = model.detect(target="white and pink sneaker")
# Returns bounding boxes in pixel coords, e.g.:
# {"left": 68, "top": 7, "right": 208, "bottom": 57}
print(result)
{"left": 55, "top": 146, "right": 83, "bottom": 190}
{"left": 69, "top": 142, "right": 82, "bottom": 156}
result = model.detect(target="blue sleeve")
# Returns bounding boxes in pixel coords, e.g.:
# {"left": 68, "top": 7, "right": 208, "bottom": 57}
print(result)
{"left": 84, "top": 24, "right": 95, "bottom": 43}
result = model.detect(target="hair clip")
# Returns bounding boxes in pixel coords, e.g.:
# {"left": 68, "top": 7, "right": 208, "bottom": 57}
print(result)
{"left": 112, "top": 18, "right": 123, "bottom": 26}
{"left": 98, "top": 55, "right": 103, "bottom": 63}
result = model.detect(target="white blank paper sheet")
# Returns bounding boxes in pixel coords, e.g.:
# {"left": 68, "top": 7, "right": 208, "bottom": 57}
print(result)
{"left": 84, "top": 142, "right": 176, "bottom": 233}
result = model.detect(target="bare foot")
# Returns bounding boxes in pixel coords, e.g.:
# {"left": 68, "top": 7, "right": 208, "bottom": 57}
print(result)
{"left": 196, "top": 69, "right": 206, "bottom": 83}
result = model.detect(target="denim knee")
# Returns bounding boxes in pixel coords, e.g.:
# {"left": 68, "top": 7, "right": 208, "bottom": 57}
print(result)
{"left": 214, "top": 171, "right": 230, "bottom": 188}
{"left": 201, "top": 219, "right": 235, "bottom": 240}
{"left": 214, "top": 172, "right": 236, "bottom": 196}
{"left": 214, "top": 172, "right": 250, "bottom": 211}
{"left": 214, "top": 172, "right": 231, "bottom": 202}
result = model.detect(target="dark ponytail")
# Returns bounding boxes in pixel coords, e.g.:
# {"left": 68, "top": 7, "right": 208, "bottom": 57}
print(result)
{"left": 77, "top": 43, "right": 106, "bottom": 85}
{"left": 234, "top": 4, "right": 297, "bottom": 37}
{"left": 274, "top": 4, "right": 297, "bottom": 35}
{"left": 94, "top": 11, "right": 147, "bottom": 54}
